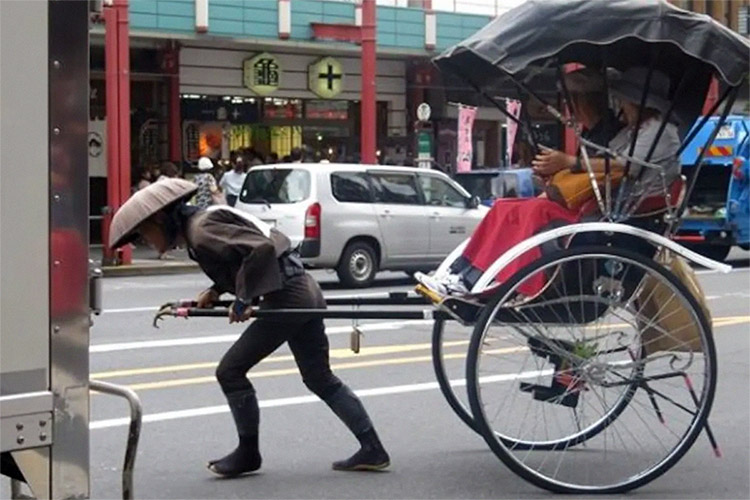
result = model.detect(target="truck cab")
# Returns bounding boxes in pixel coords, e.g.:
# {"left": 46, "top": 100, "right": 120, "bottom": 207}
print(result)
{"left": 676, "top": 115, "right": 750, "bottom": 261}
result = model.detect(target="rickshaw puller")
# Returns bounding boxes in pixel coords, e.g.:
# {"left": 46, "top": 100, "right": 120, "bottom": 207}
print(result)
{"left": 109, "top": 179, "right": 390, "bottom": 477}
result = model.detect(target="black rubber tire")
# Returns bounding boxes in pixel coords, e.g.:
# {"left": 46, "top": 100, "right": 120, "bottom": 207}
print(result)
{"left": 336, "top": 241, "right": 378, "bottom": 288}
{"left": 431, "top": 319, "right": 480, "bottom": 434}
{"left": 686, "top": 243, "right": 731, "bottom": 262}
{"left": 466, "top": 245, "right": 717, "bottom": 494}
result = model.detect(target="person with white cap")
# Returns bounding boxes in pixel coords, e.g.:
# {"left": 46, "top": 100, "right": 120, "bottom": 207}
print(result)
{"left": 194, "top": 156, "right": 223, "bottom": 209}
{"left": 108, "top": 179, "right": 390, "bottom": 478}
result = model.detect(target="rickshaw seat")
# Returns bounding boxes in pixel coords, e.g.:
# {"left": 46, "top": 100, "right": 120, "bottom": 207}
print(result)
{"left": 576, "top": 176, "right": 686, "bottom": 219}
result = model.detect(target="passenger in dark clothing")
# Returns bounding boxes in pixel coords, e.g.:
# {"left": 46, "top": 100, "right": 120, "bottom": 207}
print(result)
{"left": 109, "top": 179, "right": 390, "bottom": 478}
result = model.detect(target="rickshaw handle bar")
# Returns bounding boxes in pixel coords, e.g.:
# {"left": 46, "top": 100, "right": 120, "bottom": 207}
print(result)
{"left": 174, "top": 307, "right": 446, "bottom": 321}
{"left": 165, "top": 292, "right": 430, "bottom": 310}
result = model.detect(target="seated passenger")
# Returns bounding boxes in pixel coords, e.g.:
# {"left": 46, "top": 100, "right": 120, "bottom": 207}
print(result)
{"left": 417, "top": 67, "right": 679, "bottom": 298}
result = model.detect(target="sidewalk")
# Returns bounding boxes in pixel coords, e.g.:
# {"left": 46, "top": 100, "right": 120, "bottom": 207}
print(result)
{"left": 91, "top": 245, "right": 200, "bottom": 277}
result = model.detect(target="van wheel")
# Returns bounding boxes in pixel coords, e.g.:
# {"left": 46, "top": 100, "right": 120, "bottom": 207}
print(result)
{"left": 337, "top": 241, "right": 378, "bottom": 288}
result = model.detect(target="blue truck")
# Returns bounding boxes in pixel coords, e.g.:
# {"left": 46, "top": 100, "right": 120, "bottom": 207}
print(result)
{"left": 676, "top": 115, "right": 750, "bottom": 261}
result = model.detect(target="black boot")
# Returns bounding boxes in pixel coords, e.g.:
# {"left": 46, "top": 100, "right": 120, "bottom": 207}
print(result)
{"left": 332, "top": 428, "right": 390, "bottom": 472}
{"left": 208, "top": 390, "right": 262, "bottom": 477}
{"left": 208, "top": 434, "right": 262, "bottom": 477}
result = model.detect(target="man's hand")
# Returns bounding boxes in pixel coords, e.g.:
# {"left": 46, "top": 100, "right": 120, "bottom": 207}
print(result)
{"left": 229, "top": 300, "right": 254, "bottom": 324}
{"left": 196, "top": 288, "right": 220, "bottom": 309}
{"left": 532, "top": 150, "right": 575, "bottom": 177}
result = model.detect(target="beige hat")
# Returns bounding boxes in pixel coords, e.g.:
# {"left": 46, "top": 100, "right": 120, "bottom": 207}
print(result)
{"left": 109, "top": 178, "right": 197, "bottom": 249}
{"left": 562, "top": 67, "right": 606, "bottom": 93}
{"left": 198, "top": 157, "right": 214, "bottom": 171}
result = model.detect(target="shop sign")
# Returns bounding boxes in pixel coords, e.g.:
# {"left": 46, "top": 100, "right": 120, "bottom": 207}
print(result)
{"left": 456, "top": 104, "right": 477, "bottom": 173}
{"left": 181, "top": 97, "right": 259, "bottom": 124}
{"left": 417, "top": 130, "right": 433, "bottom": 169}
{"left": 308, "top": 57, "right": 344, "bottom": 99}
{"left": 416, "top": 102, "right": 431, "bottom": 122}
{"left": 243, "top": 52, "right": 281, "bottom": 96}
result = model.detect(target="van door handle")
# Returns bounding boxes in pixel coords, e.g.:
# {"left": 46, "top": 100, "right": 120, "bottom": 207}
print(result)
{"left": 380, "top": 210, "right": 391, "bottom": 218}
{"left": 430, "top": 212, "right": 441, "bottom": 219}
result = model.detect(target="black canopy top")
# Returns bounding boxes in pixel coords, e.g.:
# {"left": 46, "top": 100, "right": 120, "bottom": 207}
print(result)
{"left": 434, "top": 0, "right": 750, "bottom": 88}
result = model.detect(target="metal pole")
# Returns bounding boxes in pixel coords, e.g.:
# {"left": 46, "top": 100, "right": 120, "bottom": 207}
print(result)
{"left": 361, "top": 0, "right": 377, "bottom": 164}
{"left": 89, "top": 380, "right": 143, "bottom": 500}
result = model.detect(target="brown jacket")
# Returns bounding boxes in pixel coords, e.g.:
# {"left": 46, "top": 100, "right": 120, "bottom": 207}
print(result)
{"left": 185, "top": 208, "right": 290, "bottom": 302}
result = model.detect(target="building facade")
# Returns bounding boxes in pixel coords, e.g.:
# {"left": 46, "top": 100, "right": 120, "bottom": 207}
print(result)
{"left": 88, "top": 0, "right": 493, "bottom": 241}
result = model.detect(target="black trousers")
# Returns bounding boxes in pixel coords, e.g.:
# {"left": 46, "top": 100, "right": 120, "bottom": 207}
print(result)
{"left": 216, "top": 317, "right": 342, "bottom": 400}
{"left": 226, "top": 194, "right": 238, "bottom": 207}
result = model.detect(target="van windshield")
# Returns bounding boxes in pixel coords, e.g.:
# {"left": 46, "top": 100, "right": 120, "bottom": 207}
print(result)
{"left": 240, "top": 169, "right": 311, "bottom": 204}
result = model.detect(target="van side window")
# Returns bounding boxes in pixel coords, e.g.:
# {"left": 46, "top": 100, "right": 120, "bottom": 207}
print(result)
{"left": 331, "top": 172, "right": 373, "bottom": 203}
{"left": 370, "top": 173, "right": 421, "bottom": 205}
{"left": 419, "top": 176, "right": 466, "bottom": 208}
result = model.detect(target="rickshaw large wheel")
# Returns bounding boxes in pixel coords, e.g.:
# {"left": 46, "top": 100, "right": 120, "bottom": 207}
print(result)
{"left": 431, "top": 316, "right": 634, "bottom": 448}
{"left": 431, "top": 318, "right": 480, "bottom": 433}
{"left": 466, "top": 245, "right": 716, "bottom": 494}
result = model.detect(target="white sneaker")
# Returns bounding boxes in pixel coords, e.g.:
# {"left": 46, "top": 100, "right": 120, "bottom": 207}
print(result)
{"left": 414, "top": 271, "right": 447, "bottom": 295}
{"left": 443, "top": 273, "right": 469, "bottom": 295}
{"left": 414, "top": 272, "right": 468, "bottom": 296}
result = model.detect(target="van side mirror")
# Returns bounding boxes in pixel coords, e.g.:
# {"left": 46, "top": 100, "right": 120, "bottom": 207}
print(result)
{"left": 466, "top": 195, "right": 480, "bottom": 209}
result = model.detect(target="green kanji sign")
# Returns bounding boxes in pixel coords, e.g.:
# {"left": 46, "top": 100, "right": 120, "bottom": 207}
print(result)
{"left": 308, "top": 57, "right": 344, "bottom": 99}
{"left": 243, "top": 52, "right": 280, "bottom": 96}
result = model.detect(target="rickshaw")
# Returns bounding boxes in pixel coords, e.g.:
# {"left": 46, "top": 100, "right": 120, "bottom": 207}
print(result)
{"left": 155, "top": 0, "right": 749, "bottom": 494}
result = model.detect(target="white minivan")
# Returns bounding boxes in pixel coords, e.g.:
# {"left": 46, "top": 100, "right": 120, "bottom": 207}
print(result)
{"left": 235, "top": 163, "right": 489, "bottom": 287}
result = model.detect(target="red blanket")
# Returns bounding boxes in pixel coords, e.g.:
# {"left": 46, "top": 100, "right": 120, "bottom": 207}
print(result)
{"left": 462, "top": 198, "right": 579, "bottom": 296}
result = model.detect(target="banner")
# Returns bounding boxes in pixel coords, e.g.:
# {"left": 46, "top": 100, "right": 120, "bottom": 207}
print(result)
{"left": 505, "top": 99, "right": 522, "bottom": 164}
{"left": 456, "top": 104, "right": 477, "bottom": 173}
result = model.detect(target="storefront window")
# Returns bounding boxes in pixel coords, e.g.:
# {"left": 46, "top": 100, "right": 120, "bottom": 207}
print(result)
{"left": 306, "top": 100, "right": 348, "bottom": 120}
{"left": 229, "top": 124, "right": 253, "bottom": 152}
{"left": 270, "top": 126, "right": 303, "bottom": 158}
{"left": 263, "top": 98, "right": 303, "bottom": 119}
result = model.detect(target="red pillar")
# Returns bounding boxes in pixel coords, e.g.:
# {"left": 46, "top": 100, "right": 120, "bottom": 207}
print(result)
{"left": 116, "top": 0, "right": 132, "bottom": 264}
{"left": 360, "top": 0, "right": 377, "bottom": 164}
{"left": 166, "top": 42, "right": 181, "bottom": 163}
{"left": 103, "top": 6, "right": 119, "bottom": 263}
{"left": 702, "top": 77, "right": 719, "bottom": 116}
{"left": 103, "top": 0, "right": 132, "bottom": 264}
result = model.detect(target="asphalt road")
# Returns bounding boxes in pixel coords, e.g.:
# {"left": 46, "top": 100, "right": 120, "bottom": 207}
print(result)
{"left": 46, "top": 252, "right": 750, "bottom": 498}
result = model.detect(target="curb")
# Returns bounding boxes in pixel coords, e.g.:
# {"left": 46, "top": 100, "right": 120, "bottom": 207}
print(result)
{"left": 101, "top": 262, "right": 200, "bottom": 278}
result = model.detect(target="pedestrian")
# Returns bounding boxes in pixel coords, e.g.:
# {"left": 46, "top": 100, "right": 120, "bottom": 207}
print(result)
{"left": 194, "top": 156, "right": 224, "bottom": 209}
{"left": 267, "top": 152, "right": 279, "bottom": 164}
{"left": 108, "top": 179, "right": 391, "bottom": 477}
{"left": 136, "top": 165, "right": 153, "bottom": 191}
{"left": 289, "top": 147, "right": 304, "bottom": 163}
{"left": 157, "top": 161, "right": 180, "bottom": 181}
{"left": 219, "top": 156, "right": 247, "bottom": 207}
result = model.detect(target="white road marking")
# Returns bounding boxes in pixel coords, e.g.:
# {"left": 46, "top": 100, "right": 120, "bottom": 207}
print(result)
{"left": 90, "top": 319, "right": 433, "bottom": 353}
{"left": 101, "top": 306, "right": 159, "bottom": 314}
{"left": 695, "top": 266, "right": 749, "bottom": 275}
{"left": 90, "top": 369, "right": 549, "bottom": 430}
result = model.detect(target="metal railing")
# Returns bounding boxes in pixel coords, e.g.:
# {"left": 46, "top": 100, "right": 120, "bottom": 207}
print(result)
{"left": 89, "top": 381, "right": 143, "bottom": 500}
